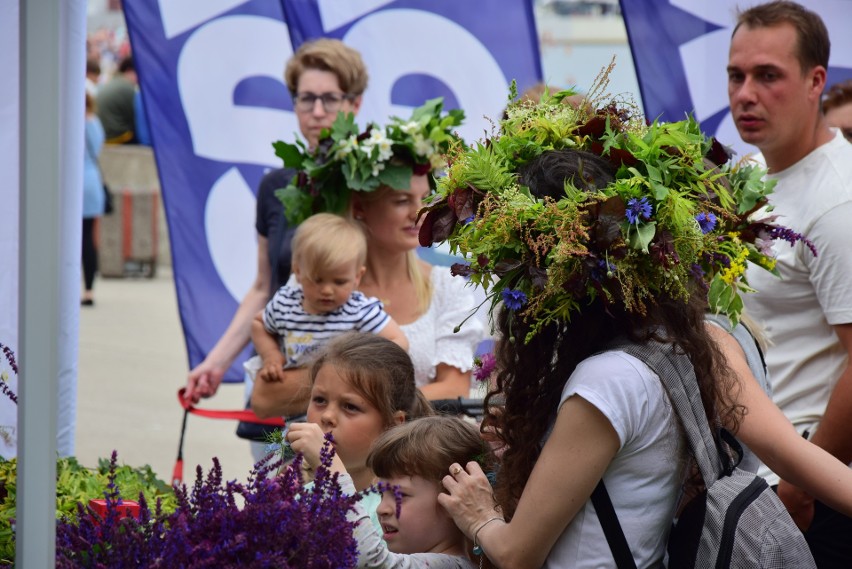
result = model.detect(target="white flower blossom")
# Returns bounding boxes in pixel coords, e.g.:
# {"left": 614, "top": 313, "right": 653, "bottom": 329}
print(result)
{"left": 372, "top": 162, "right": 386, "bottom": 177}
{"left": 334, "top": 135, "right": 359, "bottom": 160}
{"left": 430, "top": 154, "right": 446, "bottom": 170}
{"left": 400, "top": 121, "right": 420, "bottom": 135}
{"left": 413, "top": 134, "right": 434, "bottom": 158}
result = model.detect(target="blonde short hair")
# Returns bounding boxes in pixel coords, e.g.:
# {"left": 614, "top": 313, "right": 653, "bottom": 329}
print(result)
{"left": 291, "top": 213, "right": 367, "bottom": 276}
{"left": 285, "top": 38, "right": 368, "bottom": 96}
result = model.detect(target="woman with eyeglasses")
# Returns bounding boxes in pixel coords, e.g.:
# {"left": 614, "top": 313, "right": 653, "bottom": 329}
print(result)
{"left": 184, "top": 39, "right": 367, "bottom": 407}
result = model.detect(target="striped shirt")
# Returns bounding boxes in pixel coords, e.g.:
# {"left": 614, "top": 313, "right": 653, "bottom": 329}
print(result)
{"left": 262, "top": 285, "right": 390, "bottom": 368}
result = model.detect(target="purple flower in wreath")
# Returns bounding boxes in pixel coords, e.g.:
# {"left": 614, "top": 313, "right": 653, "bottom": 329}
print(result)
{"left": 695, "top": 212, "right": 717, "bottom": 234}
{"left": 473, "top": 352, "right": 497, "bottom": 382}
{"left": 501, "top": 288, "right": 527, "bottom": 311}
{"left": 625, "top": 197, "right": 652, "bottom": 225}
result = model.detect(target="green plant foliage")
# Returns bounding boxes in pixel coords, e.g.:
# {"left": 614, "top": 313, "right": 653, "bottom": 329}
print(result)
{"left": 0, "top": 456, "right": 175, "bottom": 564}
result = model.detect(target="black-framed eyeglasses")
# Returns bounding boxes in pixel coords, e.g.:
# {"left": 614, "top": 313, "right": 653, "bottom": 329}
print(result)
{"left": 293, "top": 92, "right": 355, "bottom": 113}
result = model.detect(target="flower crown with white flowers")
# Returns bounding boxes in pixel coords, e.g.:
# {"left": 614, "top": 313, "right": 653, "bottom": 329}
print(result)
{"left": 418, "top": 83, "right": 816, "bottom": 342}
{"left": 274, "top": 98, "right": 464, "bottom": 226}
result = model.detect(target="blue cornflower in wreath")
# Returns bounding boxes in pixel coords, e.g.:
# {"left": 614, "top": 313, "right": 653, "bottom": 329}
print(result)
{"left": 625, "top": 197, "right": 652, "bottom": 224}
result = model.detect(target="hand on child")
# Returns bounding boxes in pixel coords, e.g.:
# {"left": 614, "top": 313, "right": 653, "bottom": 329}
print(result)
{"left": 258, "top": 355, "right": 286, "bottom": 383}
{"left": 439, "top": 461, "right": 503, "bottom": 539}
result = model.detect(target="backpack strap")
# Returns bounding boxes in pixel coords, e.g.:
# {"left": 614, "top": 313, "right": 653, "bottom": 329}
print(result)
{"left": 591, "top": 480, "right": 638, "bottom": 569}
{"left": 616, "top": 342, "right": 723, "bottom": 486}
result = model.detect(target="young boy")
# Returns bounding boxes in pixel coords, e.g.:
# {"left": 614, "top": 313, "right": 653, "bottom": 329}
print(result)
{"left": 288, "top": 415, "right": 485, "bottom": 568}
{"left": 250, "top": 213, "right": 408, "bottom": 384}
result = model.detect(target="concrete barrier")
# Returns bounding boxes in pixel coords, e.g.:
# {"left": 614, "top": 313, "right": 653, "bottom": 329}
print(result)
{"left": 98, "top": 145, "right": 171, "bottom": 277}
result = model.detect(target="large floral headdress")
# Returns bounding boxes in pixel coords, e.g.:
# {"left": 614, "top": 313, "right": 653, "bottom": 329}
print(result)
{"left": 419, "top": 84, "right": 815, "bottom": 341}
{"left": 273, "top": 98, "right": 464, "bottom": 226}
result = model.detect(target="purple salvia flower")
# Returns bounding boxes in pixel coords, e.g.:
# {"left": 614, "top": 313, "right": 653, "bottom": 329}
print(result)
{"left": 0, "top": 344, "right": 17, "bottom": 375}
{"left": 769, "top": 226, "right": 818, "bottom": 257}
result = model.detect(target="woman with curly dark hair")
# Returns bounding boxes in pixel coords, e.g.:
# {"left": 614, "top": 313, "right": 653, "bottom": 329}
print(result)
{"left": 414, "top": 86, "right": 830, "bottom": 566}
{"left": 437, "top": 149, "right": 741, "bottom": 568}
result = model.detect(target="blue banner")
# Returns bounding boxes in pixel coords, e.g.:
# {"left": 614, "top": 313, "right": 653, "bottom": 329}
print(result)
{"left": 124, "top": 0, "right": 541, "bottom": 382}
{"left": 620, "top": 0, "right": 852, "bottom": 157}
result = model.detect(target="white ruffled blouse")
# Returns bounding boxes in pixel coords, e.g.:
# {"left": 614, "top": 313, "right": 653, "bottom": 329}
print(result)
{"left": 400, "top": 268, "right": 484, "bottom": 387}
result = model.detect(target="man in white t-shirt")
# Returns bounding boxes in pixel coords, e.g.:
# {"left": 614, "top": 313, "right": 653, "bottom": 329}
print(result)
{"left": 727, "top": 2, "right": 852, "bottom": 566}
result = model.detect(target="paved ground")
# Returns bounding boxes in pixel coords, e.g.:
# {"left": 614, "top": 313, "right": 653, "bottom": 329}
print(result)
{"left": 75, "top": 266, "right": 256, "bottom": 486}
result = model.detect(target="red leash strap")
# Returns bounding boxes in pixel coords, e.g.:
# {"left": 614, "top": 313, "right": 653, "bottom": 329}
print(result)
{"left": 176, "top": 388, "right": 286, "bottom": 426}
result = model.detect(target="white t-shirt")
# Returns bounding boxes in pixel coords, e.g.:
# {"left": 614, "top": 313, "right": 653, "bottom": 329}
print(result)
{"left": 399, "top": 268, "right": 484, "bottom": 387}
{"left": 742, "top": 130, "right": 852, "bottom": 483}
{"left": 544, "top": 351, "right": 685, "bottom": 569}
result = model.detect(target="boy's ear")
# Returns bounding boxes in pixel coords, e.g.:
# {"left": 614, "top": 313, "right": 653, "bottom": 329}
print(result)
{"left": 292, "top": 264, "right": 303, "bottom": 283}
{"left": 392, "top": 410, "right": 406, "bottom": 425}
{"left": 354, "top": 265, "right": 366, "bottom": 285}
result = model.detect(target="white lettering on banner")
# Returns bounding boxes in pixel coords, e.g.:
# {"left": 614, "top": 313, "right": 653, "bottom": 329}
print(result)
{"left": 317, "top": 0, "right": 394, "bottom": 32}
{"left": 178, "top": 15, "right": 297, "bottom": 166}
{"left": 159, "top": 0, "right": 249, "bottom": 39}
{"left": 679, "top": 28, "right": 732, "bottom": 122}
{"left": 205, "top": 167, "right": 258, "bottom": 300}
{"left": 344, "top": 9, "right": 508, "bottom": 143}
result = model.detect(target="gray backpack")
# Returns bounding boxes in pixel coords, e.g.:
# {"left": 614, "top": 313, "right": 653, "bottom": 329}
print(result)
{"left": 592, "top": 341, "right": 815, "bottom": 569}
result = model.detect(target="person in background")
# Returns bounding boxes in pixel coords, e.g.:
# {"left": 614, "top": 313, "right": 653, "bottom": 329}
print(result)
{"left": 184, "top": 39, "right": 368, "bottom": 404}
{"left": 96, "top": 55, "right": 137, "bottom": 144}
{"left": 85, "top": 57, "right": 101, "bottom": 97}
{"left": 82, "top": 93, "right": 106, "bottom": 306}
{"left": 727, "top": 2, "right": 852, "bottom": 565}
{"left": 823, "top": 79, "right": 852, "bottom": 142}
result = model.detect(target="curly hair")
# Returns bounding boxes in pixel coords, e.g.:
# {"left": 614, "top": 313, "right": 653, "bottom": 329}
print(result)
{"left": 486, "top": 295, "right": 742, "bottom": 519}
{"left": 485, "top": 149, "right": 743, "bottom": 519}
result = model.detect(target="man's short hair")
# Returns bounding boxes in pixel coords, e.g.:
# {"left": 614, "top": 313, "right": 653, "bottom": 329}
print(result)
{"left": 734, "top": 1, "right": 830, "bottom": 73}
{"left": 284, "top": 38, "right": 368, "bottom": 97}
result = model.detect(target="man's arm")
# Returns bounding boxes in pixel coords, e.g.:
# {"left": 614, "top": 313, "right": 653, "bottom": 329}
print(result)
{"left": 778, "top": 322, "right": 852, "bottom": 529}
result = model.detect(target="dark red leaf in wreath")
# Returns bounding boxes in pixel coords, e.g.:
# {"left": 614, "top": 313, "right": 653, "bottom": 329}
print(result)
{"left": 595, "top": 196, "right": 626, "bottom": 249}
{"left": 428, "top": 207, "right": 458, "bottom": 245}
{"left": 528, "top": 265, "right": 548, "bottom": 290}
{"left": 477, "top": 254, "right": 489, "bottom": 268}
{"left": 413, "top": 162, "right": 431, "bottom": 176}
{"left": 357, "top": 124, "right": 373, "bottom": 142}
{"left": 576, "top": 115, "right": 607, "bottom": 139}
{"left": 450, "top": 263, "right": 473, "bottom": 277}
{"left": 494, "top": 259, "right": 523, "bottom": 277}
{"left": 452, "top": 188, "right": 475, "bottom": 220}
{"left": 606, "top": 148, "right": 639, "bottom": 168}
{"left": 418, "top": 210, "right": 436, "bottom": 247}
{"left": 705, "top": 137, "right": 733, "bottom": 166}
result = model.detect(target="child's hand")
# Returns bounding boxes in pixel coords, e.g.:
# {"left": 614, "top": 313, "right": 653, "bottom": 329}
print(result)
{"left": 258, "top": 355, "right": 286, "bottom": 383}
{"left": 286, "top": 423, "right": 327, "bottom": 470}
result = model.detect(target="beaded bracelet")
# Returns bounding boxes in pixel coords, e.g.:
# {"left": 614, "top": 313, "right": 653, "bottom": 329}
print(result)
{"left": 472, "top": 516, "right": 503, "bottom": 556}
